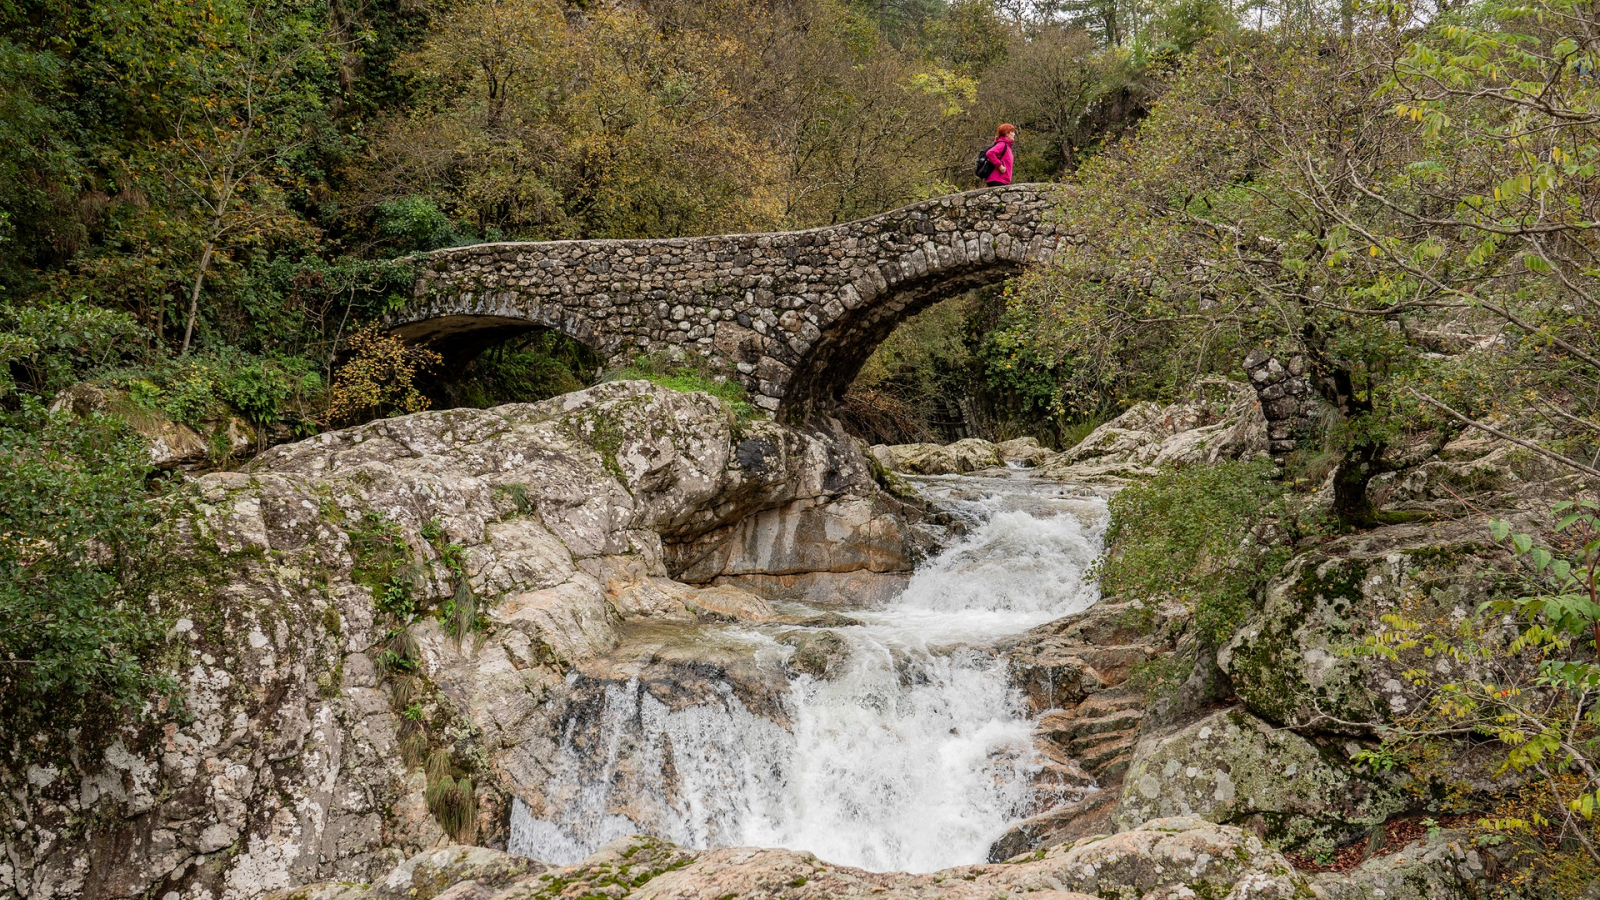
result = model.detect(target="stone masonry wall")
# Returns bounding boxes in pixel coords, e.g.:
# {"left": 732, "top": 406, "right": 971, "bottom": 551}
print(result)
{"left": 391, "top": 185, "right": 1065, "bottom": 420}
{"left": 1243, "top": 348, "right": 1324, "bottom": 456}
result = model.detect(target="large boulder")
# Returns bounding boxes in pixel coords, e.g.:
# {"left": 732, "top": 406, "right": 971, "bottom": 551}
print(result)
{"left": 995, "top": 436, "right": 1055, "bottom": 466}
{"left": 666, "top": 491, "right": 936, "bottom": 605}
{"left": 1370, "top": 424, "right": 1585, "bottom": 518}
{"left": 1114, "top": 707, "right": 1406, "bottom": 852}
{"left": 1312, "top": 833, "right": 1488, "bottom": 900}
{"left": 1036, "top": 378, "right": 1267, "bottom": 482}
{"left": 1, "top": 382, "right": 925, "bottom": 900}
{"left": 48, "top": 381, "right": 256, "bottom": 466}
{"left": 869, "top": 438, "right": 1002, "bottom": 475}
{"left": 1218, "top": 520, "right": 1518, "bottom": 735}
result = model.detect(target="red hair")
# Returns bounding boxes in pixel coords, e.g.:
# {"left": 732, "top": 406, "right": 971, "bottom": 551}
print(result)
{"left": 995, "top": 123, "right": 1016, "bottom": 140}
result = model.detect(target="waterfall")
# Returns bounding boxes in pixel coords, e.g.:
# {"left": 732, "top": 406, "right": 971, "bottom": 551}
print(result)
{"left": 509, "top": 474, "right": 1108, "bottom": 872}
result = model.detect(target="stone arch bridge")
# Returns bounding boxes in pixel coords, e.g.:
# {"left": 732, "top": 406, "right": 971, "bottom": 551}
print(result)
{"left": 391, "top": 184, "right": 1064, "bottom": 421}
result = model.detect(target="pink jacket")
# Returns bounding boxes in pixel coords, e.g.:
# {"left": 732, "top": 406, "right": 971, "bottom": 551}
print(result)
{"left": 984, "top": 136, "right": 1014, "bottom": 185}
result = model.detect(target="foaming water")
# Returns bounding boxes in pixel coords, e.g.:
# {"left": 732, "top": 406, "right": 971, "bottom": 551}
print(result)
{"left": 509, "top": 472, "right": 1109, "bottom": 872}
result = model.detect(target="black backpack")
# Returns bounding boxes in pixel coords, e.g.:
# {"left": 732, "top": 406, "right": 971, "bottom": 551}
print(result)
{"left": 974, "top": 140, "right": 1003, "bottom": 181}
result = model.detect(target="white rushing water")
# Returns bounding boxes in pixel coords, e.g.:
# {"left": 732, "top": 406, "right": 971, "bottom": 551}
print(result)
{"left": 509, "top": 473, "right": 1109, "bottom": 872}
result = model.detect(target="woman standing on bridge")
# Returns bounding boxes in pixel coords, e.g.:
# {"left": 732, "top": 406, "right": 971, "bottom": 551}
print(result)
{"left": 982, "top": 124, "right": 1016, "bottom": 187}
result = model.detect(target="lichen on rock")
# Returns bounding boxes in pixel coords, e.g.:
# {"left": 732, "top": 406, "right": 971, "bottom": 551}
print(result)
{"left": 1219, "top": 521, "right": 1517, "bottom": 735}
{"left": 1113, "top": 707, "right": 1406, "bottom": 853}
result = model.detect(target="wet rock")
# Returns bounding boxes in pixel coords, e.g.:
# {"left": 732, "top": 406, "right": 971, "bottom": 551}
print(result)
{"left": 1036, "top": 692, "right": 1146, "bottom": 782}
{"left": 577, "top": 621, "right": 793, "bottom": 721}
{"left": 776, "top": 630, "right": 850, "bottom": 679}
{"left": 1113, "top": 707, "right": 1406, "bottom": 852}
{"left": 670, "top": 490, "right": 936, "bottom": 606}
{"left": 1007, "top": 649, "right": 1106, "bottom": 712}
{"left": 282, "top": 819, "right": 1317, "bottom": 900}
{"left": 986, "top": 791, "right": 1118, "bottom": 864}
{"left": 991, "top": 598, "right": 1186, "bottom": 859}
{"left": 793, "top": 612, "right": 864, "bottom": 628}
{"left": 995, "top": 436, "right": 1054, "bottom": 467}
{"left": 1003, "top": 597, "right": 1185, "bottom": 711}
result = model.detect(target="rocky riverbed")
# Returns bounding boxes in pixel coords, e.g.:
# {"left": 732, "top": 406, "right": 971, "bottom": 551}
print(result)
{"left": 5, "top": 376, "right": 1568, "bottom": 900}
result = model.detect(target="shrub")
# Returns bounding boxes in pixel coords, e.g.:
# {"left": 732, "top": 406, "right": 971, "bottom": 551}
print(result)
{"left": 1361, "top": 503, "right": 1600, "bottom": 897}
{"left": 327, "top": 325, "right": 441, "bottom": 425}
{"left": 0, "top": 401, "right": 171, "bottom": 735}
{"left": 104, "top": 349, "right": 323, "bottom": 434}
{"left": 0, "top": 299, "right": 143, "bottom": 398}
{"left": 1099, "top": 458, "right": 1286, "bottom": 645}
{"left": 375, "top": 197, "right": 460, "bottom": 253}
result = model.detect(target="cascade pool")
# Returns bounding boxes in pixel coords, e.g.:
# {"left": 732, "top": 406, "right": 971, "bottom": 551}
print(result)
{"left": 509, "top": 472, "right": 1110, "bottom": 872}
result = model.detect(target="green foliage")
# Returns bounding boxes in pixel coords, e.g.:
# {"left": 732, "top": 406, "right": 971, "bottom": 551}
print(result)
{"left": 847, "top": 293, "right": 980, "bottom": 443}
{"left": 347, "top": 511, "right": 421, "bottom": 623}
{"left": 845, "top": 289, "right": 1072, "bottom": 444}
{"left": 375, "top": 197, "right": 462, "bottom": 254}
{"left": 0, "top": 299, "right": 144, "bottom": 398}
{"left": 1363, "top": 502, "right": 1600, "bottom": 892}
{"left": 1099, "top": 459, "right": 1286, "bottom": 645}
{"left": 446, "top": 331, "right": 599, "bottom": 409}
{"left": 1006, "top": 0, "right": 1600, "bottom": 527}
{"left": 0, "top": 401, "right": 172, "bottom": 733}
{"left": 0, "top": 0, "right": 1161, "bottom": 438}
{"left": 607, "top": 352, "right": 756, "bottom": 420}
{"left": 105, "top": 349, "right": 323, "bottom": 431}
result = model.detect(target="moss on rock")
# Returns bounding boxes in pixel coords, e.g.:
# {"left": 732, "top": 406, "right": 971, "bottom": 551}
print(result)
{"left": 1219, "top": 523, "right": 1516, "bottom": 735}
{"left": 1114, "top": 707, "right": 1406, "bottom": 854}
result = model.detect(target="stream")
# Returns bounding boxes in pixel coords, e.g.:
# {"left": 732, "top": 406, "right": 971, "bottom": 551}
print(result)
{"left": 508, "top": 471, "right": 1110, "bottom": 872}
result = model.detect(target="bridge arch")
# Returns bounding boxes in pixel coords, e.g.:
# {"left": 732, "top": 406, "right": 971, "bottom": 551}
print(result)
{"left": 390, "top": 184, "right": 1063, "bottom": 420}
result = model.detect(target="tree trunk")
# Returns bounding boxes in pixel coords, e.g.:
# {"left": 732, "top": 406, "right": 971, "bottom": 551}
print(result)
{"left": 181, "top": 240, "right": 216, "bottom": 356}
{"left": 1330, "top": 438, "right": 1385, "bottom": 530}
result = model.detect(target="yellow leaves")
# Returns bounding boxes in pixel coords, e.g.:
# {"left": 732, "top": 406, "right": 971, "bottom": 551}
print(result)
{"left": 905, "top": 68, "right": 977, "bottom": 118}
{"left": 328, "top": 327, "right": 441, "bottom": 426}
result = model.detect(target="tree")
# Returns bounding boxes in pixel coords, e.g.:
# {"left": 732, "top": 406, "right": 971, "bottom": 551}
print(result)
{"left": 161, "top": 0, "right": 336, "bottom": 354}
{"left": 0, "top": 402, "right": 171, "bottom": 736}
{"left": 1302, "top": 0, "right": 1600, "bottom": 477}
{"left": 1005, "top": 0, "right": 1597, "bottom": 528}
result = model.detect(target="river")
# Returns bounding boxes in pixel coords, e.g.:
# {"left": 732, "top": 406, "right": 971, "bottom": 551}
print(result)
{"left": 509, "top": 470, "right": 1109, "bottom": 872}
